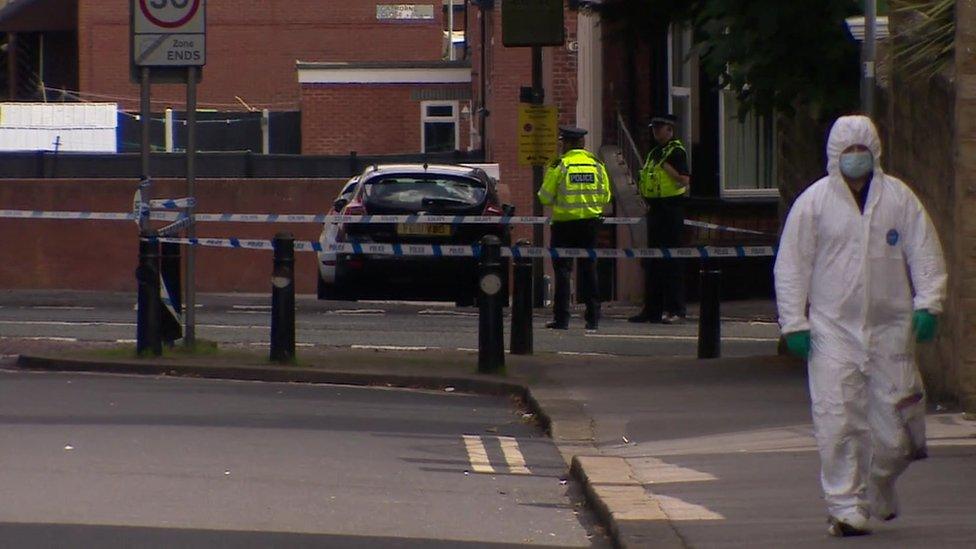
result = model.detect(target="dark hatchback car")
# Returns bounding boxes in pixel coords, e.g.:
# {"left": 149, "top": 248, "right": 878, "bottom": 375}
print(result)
{"left": 317, "top": 163, "right": 512, "bottom": 303}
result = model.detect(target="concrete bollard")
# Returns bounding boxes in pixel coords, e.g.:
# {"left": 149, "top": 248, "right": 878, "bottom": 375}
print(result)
{"left": 510, "top": 239, "right": 533, "bottom": 355}
{"left": 478, "top": 235, "right": 505, "bottom": 374}
{"left": 698, "top": 269, "right": 722, "bottom": 359}
{"left": 270, "top": 232, "right": 296, "bottom": 363}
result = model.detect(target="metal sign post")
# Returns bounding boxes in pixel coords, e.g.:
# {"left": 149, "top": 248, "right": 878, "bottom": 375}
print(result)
{"left": 861, "top": 0, "right": 877, "bottom": 116}
{"left": 502, "top": 0, "right": 564, "bottom": 307}
{"left": 131, "top": 0, "right": 206, "bottom": 349}
{"left": 185, "top": 65, "right": 198, "bottom": 347}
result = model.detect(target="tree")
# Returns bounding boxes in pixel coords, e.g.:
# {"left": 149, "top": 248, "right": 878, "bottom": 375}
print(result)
{"left": 602, "top": 0, "right": 863, "bottom": 120}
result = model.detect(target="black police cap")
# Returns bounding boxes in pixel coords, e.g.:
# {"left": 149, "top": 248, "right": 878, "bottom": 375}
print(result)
{"left": 649, "top": 114, "right": 678, "bottom": 127}
{"left": 558, "top": 126, "right": 588, "bottom": 140}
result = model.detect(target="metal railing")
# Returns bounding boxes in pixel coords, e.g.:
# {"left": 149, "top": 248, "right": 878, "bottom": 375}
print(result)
{"left": 616, "top": 111, "right": 644, "bottom": 186}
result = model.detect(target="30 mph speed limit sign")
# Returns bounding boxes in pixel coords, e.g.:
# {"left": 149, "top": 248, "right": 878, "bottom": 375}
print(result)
{"left": 132, "top": 0, "right": 206, "bottom": 67}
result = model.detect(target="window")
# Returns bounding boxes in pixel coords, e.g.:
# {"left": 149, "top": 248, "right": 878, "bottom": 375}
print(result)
{"left": 668, "top": 25, "right": 694, "bottom": 167}
{"left": 421, "top": 101, "right": 458, "bottom": 153}
{"left": 719, "top": 91, "right": 777, "bottom": 197}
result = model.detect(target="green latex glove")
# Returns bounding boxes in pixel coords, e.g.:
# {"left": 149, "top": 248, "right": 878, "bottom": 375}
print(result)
{"left": 785, "top": 330, "right": 811, "bottom": 359}
{"left": 912, "top": 310, "right": 938, "bottom": 343}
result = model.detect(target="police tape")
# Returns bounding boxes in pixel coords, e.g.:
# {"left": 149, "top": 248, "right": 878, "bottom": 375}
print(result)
{"left": 683, "top": 219, "right": 775, "bottom": 236}
{"left": 151, "top": 236, "right": 776, "bottom": 259}
{"left": 0, "top": 208, "right": 774, "bottom": 236}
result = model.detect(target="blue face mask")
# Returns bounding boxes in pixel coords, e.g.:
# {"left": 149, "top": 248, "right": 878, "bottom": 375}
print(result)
{"left": 839, "top": 151, "right": 874, "bottom": 179}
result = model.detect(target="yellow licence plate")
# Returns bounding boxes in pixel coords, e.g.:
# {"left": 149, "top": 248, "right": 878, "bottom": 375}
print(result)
{"left": 396, "top": 223, "right": 451, "bottom": 237}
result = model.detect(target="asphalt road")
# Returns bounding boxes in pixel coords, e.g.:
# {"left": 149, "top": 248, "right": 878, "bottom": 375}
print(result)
{"left": 0, "top": 370, "right": 606, "bottom": 548}
{"left": 0, "top": 290, "right": 779, "bottom": 357}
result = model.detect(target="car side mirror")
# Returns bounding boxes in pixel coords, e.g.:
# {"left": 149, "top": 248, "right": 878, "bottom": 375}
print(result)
{"left": 502, "top": 203, "right": 515, "bottom": 216}
{"left": 333, "top": 197, "right": 350, "bottom": 212}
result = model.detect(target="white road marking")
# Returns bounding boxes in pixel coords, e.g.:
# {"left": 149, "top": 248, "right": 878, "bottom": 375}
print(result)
{"left": 31, "top": 306, "right": 95, "bottom": 311}
{"left": 327, "top": 309, "right": 385, "bottom": 315}
{"left": 419, "top": 309, "right": 478, "bottom": 317}
{"left": 584, "top": 333, "right": 779, "bottom": 343}
{"left": 0, "top": 320, "right": 132, "bottom": 328}
{"left": 16, "top": 336, "right": 78, "bottom": 342}
{"left": 497, "top": 436, "right": 531, "bottom": 475}
{"left": 351, "top": 345, "right": 434, "bottom": 351}
{"left": 0, "top": 320, "right": 268, "bottom": 330}
{"left": 557, "top": 351, "right": 617, "bottom": 357}
{"left": 232, "top": 305, "right": 271, "bottom": 310}
{"left": 115, "top": 339, "right": 137, "bottom": 343}
{"left": 462, "top": 435, "right": 495, "bottom": 473}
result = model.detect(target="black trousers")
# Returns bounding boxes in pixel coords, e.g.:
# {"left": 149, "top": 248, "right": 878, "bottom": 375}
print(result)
{"left": 643, "top": 196, "right": 686, "bottom": 317}
{"left": 550, "top": 218, "right": 601, "bottom": 326}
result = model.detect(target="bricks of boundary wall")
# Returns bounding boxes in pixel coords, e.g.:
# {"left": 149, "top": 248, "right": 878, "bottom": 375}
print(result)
{"left": 301, "top": 84, "right": 472, "bottom": 155}
{"left": 77, "top": 0, "right": 444, "bottom": 111}
{"left": 0, "top": 178, "right": 344, "bottom": 294}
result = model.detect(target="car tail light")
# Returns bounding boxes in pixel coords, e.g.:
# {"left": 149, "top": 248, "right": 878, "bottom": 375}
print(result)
{"left": 342, "top": 202, "right": 365, "bottom": 216}
{"left": 483, "top": 204, "right": 504, "bottom": 217}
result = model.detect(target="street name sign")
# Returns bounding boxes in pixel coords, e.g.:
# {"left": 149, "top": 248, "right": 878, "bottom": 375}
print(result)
{"left": 132, "top": 0, "right": 206, "bottom": 67}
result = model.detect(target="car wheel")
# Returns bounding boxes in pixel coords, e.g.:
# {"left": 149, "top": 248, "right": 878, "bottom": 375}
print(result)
{"left": 318, "top": 269, "right": 357, "bottom": 301}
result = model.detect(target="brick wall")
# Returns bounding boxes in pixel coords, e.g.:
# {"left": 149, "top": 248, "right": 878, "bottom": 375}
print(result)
{"left": 301, "top": 84, "right": 471, "bottom": 155}
{"left": 0, "top": 178, "right": 344, "bottom": 294}
{"left": 953, "top": 1, "right": 976, "bottom": 411}
{"left": 884, "top": 5, "right": 976, "bottom": 409}
{"left": 77, "top": 0, "right": 444, "bottom": 111}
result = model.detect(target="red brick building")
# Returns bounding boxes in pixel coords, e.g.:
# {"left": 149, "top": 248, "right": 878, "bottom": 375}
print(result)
{"left": 0, "top": 0, "right": 448, "bottom": 110}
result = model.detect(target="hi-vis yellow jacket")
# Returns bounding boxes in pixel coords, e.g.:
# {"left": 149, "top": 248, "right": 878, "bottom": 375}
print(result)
{"left": 639, "top": 140, "right": 687, "bottom": 199}
{"left": 537, "top": 149, "right": 612, "bottom": 222}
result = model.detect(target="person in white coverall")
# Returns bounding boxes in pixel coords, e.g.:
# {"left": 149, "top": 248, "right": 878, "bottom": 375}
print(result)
{"left": 774, "top": 115, "right": 947, "bottom": 537}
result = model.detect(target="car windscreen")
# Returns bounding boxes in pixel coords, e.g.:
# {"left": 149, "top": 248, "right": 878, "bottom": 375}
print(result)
{"left": 362, "top": 175, "right": 487, "bottom": 210}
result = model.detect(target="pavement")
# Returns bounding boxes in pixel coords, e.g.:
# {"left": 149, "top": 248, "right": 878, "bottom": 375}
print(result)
{"left": 6, "top": 299, "right": 976, "bottom": 548}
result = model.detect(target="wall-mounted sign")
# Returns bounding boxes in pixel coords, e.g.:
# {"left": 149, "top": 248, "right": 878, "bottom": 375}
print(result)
{"left": 376, "top": 4, "right": 435, "bottom": 20}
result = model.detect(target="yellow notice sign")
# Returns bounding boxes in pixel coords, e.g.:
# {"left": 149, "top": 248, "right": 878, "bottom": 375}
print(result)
{"left": 517, "top": 104, "right": 558, "bottom": 166}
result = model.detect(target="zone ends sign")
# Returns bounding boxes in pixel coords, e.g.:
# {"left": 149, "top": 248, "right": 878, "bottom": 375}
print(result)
{"left": 132, "top": 0, "right": 207, "bottom": 67}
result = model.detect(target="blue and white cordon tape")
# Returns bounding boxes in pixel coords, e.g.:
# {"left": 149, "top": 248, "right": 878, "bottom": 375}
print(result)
{"left": 152, "top": 237, "right": 776, "bottom": 259}
{"left": 0, "top": 208, "right": 775, "bottom": 235}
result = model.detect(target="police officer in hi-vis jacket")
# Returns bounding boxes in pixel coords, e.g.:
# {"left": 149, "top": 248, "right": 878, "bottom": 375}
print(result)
{"left": 537, "top": 126, "right": 612, "bottom": 331}
{"left": 629, "top": 113, "right": 691, "bottom": 325}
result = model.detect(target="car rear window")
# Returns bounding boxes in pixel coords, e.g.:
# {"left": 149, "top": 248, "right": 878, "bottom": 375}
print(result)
{"left": 363, "top": 176, "right": 487, "bottom": 209}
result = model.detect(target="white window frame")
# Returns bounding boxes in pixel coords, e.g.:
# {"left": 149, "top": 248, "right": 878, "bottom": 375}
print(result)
{"left": 420, "top": 100, "right": 459, "bottom": 153}
{"left": 718, "top": 90, "right": 778, "bottom": 198}
{"left": 667, "top": 24, "right": 693, "bottom": 167}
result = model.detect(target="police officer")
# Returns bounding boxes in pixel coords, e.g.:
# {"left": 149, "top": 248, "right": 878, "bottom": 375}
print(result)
{"left": 629, "top": 114, "right": 691, "bottom": 324}
{"left": 538, "top": 126, "right": 613, "bottom": 330}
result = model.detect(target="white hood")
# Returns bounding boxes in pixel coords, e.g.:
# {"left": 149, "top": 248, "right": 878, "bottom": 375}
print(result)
{"left": 825, "top": 115, "right": 882, "bottom": 177}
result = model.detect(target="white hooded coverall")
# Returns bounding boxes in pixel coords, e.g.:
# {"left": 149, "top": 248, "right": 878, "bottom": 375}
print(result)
{"left": 774, "top": 116, "right": 947, "bottom": 523}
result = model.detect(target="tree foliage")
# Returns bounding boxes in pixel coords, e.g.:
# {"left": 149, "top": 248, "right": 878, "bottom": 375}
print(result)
{"left": 602, "top": 0, "right": 863, "bottom": 120}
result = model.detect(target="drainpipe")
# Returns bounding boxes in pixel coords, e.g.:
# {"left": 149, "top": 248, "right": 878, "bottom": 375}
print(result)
{"left": 448, "top": 0, "right": 455, "bottom": 61}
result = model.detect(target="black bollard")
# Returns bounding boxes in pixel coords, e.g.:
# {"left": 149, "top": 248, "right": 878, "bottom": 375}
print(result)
{"left": 478, "top": 235, "right": 505, "bottom": 374}
{"left": 136, "top": 233, "right": 162, "bottom": 356}
{"left": 510, "top": 239, "right": 533, "bottom": 355}
{"left": 698, "top": 269, "right": 722, "bottom": 359}
{"left": 270, "top": 233, "right": 296, "bottom": 363}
